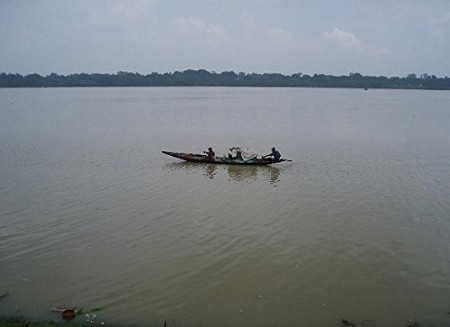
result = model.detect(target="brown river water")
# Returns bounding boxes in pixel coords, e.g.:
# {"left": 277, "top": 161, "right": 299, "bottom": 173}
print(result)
{"left": 1, "top": 87, "right": 449, "bottom": 326}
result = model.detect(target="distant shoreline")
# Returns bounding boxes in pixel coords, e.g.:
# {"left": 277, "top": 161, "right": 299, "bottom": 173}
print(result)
{"left": 1, "top": 70, "right": 449, "bottom": 90}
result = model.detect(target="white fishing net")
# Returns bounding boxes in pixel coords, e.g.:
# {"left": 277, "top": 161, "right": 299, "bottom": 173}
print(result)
{"left": 228, "top": 147, "right": 258, "bottom": 161}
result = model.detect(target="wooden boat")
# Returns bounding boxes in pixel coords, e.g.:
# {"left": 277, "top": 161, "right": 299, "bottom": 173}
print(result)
{"left": 162, "top": 151, "right": 287, "bottom": 165}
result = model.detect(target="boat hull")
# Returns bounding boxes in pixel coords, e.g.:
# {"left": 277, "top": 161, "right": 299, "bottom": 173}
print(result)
{"left": 162, "top": 151, "right": 284, "bottom": 165}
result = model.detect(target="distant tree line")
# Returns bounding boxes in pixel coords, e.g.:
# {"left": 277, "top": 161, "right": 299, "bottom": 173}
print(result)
{"left": 1, "top": 70, "right": 449, "bottom": 89}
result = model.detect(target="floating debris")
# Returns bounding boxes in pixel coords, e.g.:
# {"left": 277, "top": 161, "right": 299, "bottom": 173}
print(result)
{"left": 52, "top": 306, "right": 103, "bottom": 322}
{"left": 62, "top": 309, "right": 76, "bottom": 321}
{"left": 342, "top": 319, "right": 356, "bottom": 326}
{"left": 84, "top": 313, "right": 105, "bottom": 325}
{"left": 0, "top": 292, "right": 9, "bottom": 300}
{"left": 52, "top": 307, "right": 78, "bottom": 320}
{"left": 85, "top": 313, "right": 96, "bottom": 324}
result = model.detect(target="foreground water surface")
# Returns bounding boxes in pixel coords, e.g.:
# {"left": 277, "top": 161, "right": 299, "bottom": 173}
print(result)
{"left": 1, "top": 87, "right": 449, "bottom": 326}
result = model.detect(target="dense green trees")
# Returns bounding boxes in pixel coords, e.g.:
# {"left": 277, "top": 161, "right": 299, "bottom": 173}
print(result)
{"left": 0, "top": 70, "right": 449, "bottom": 89}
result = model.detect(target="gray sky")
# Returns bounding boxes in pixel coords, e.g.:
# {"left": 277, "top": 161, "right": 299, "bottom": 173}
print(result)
{"left": 1, "top": 0, "right": 449, "bottom": 76}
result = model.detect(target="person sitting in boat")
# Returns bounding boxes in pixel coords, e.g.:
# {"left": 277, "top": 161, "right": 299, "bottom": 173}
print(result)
{"left": 263, "top": 147, "right": 281, "bottom": 161}
{"left": 204, "top": 147, "right": 215, "bottom": 160}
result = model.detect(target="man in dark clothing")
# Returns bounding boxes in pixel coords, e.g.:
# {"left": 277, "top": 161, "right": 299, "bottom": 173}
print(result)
{"left": 204, "top": 147, "right": 215, "bottom": 160}
{"left": 263, "top": 147, "right": 281, "bottom": 161}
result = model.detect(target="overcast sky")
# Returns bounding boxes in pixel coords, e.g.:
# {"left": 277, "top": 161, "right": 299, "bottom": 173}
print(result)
{"left": 1, "top": 0, "right": 449, "bottom": 76}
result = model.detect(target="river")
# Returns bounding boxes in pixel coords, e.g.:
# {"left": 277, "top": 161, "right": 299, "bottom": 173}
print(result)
{"left": 1, "top": 87, "right": 449, "bottom": 326}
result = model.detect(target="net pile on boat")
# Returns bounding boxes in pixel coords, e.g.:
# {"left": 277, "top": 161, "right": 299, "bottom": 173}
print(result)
{"left": 228, "top": 147, "right": 258, "bottom": 161}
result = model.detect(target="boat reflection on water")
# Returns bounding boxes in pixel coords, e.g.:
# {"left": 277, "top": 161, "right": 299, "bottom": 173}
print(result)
{"left": 225, "top": 164, "right": 280, "bottom": 184}
{"left": 166, "top": 162, "right": 280, "bottom": 184}
{"left": 204, "top": 163, "right": 217, "bottom": 179}
{"left": 166, "top": 162, "right": 218, "bottom": 179}
{"left": 226, "top": 164, "right": 258, "bottom": 182}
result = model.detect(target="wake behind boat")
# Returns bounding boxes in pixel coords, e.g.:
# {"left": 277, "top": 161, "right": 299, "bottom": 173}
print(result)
{"left": 162, "top": 151, "right": 288, "bottom": 165}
